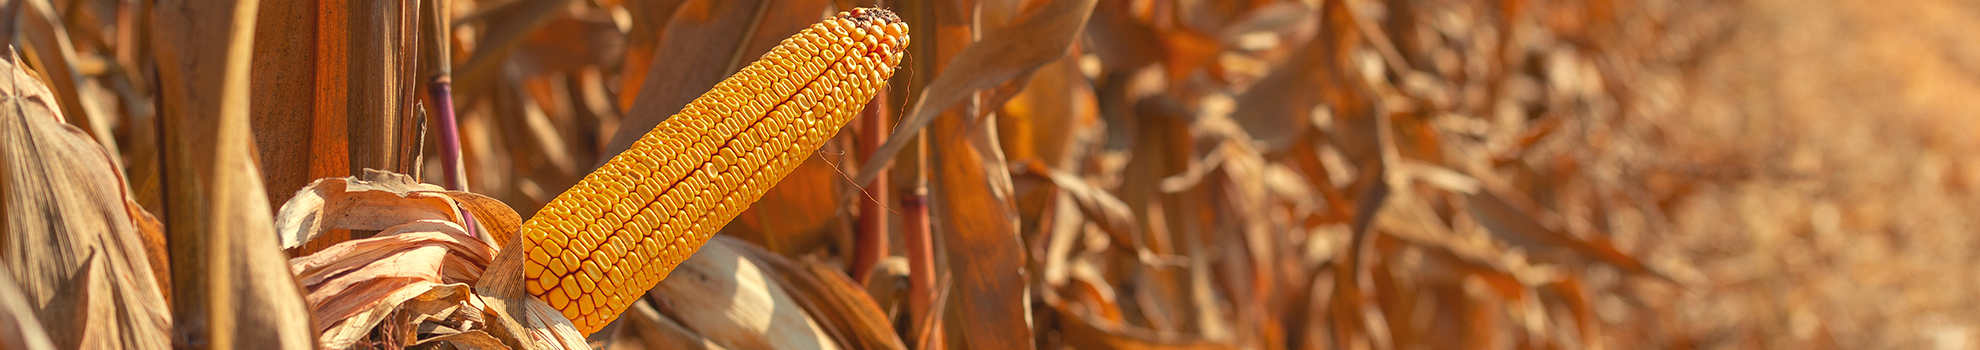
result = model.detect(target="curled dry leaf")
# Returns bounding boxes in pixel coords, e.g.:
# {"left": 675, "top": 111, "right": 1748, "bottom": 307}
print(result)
{"left": 275, "top": 169, "right": 521, "bottom": 252}
{"left": 1013, "top": 161, "right": 1153, "bottom": 264}
{"left": 275, "top": 170, "right": 574, "bottom": 349}
{"left": 289, "top": 221, "right": 490, "bottom": 341}
{"left": 0, "top": 49, "right": 171, "bottom": 350}
{"left": 860, "top": 256, "right": 911, "bottom": 321}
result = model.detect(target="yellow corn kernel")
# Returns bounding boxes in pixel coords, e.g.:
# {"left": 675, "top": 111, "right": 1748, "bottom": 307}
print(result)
{"left": 519, "top": 7, "right": 909, "bottom": 335}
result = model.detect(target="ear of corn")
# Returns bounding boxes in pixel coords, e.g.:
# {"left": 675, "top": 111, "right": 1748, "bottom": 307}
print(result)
{"left": 519, "top": 8, "right": 908, "bottom": 334}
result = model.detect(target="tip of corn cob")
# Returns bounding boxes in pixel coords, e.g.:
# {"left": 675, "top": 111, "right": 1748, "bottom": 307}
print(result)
{"left": 519, "top": 7, "right": 909, "bottom": 335}
{"left": 835, "top": 8, "right": 910, "bottom": 68}
{"left": 841, "top": 7, "right": 902, "bottom": 26}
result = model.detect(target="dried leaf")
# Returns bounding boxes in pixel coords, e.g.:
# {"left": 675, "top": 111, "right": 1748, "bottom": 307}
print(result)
{"left": 1463, "top": 179, "right": 1664, "bottom": 280}
{"left": 1113, "top": 97, "right": 1197, "bottom": 333}
{"left": 411, "top": 330, "right": 508, "bottom": 349}
{"left": 274, "top": 169, "right": 519, "bottom": 251}
{"left": 445, "top": 190, "right": 525, "bottom": 247}
{"left": 309, "top": 279, "right": 471, "bottom": 348}
{"left": 17, "top": 0, "right": 116, "bottom": 156}
{"left": 643, "top": 237, "right": 842, "bottom": 349}
{"left": 1287, "top": 267, "right": 1336, "bottom": 350}
{"left": 1547, "top": 275, "right": 1601, "bottom": 350}
{"left": 153, "top": 0, "right": 316, "bottom": 345}
{"left": 602, "top": 0, "right": 831, "bottom": 161}
{"left": 1082, "top": 0, "right": 1163, "bottom": 75}
{"left": 1015, "top": 162, "right": 1150, "bottom": 263}
{"left": 617, "top": 299, "right": 728, "bottom": 350}
{"left": 996, "top": 53, "right": 1098, "bottom": 169}
{"left": 289, "top": 222, "right": 493, "bottom": 332}
{"left": 476, "top": 237, "right": 590, "bottom": 350}
{"left": 1230, "top": 0, "right": 1359, "bottom": 154}
{"left": 849, "top": 0, "right": 1100, "bottom": 187}
{"left": 1048, "top": 297, "right": 1236, "bottom": 350}
{"left": 1037, "top": 190, "right": 1087, "bottom": 288}
{"left": 726, "top": 237, "right": 909, "bottom": 350}
{"left": 721, "top": 156, "right": 850, "bottom": 257}
{"left": 455, "top": 0, "right": 575, "bottom": 98}
{"left": 0, "top": 49, "right": 171, "bottom": 350}
{"left": 930, "top": 88, "right": 1034, "bottom": 350}
{"left": 616, "top": 0, "right": 690, "bottom": 111}
{"left": 515, "top": 12, "right": 626, "bottom": 73}
{"left": 860, "top": 256, "right": 910, "bottom": 318}
{"left": 0, "top": 268, "right": 55, "bottom": 350}
{"left": 276, "top": 173, "right": 463, "bottom": 248}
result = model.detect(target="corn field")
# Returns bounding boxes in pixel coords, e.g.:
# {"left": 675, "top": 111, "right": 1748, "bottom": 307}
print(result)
{"left": 2, "top": 0, "right": 1978, "bottom": 349}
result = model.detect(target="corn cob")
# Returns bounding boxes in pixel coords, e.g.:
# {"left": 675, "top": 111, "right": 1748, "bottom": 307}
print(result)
{"left": 519, "top": 8, "right": 908, "bottom": 334}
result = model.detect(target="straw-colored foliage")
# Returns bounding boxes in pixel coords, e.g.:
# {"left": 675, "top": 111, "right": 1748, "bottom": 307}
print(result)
{"left": 10, "top": 0, "right": 1980, "bottom": 349}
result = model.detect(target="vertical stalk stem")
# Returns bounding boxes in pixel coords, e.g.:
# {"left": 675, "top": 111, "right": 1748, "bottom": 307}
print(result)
{"left": 428, "top": 76, "right": 464, "bottom": 191}
{"left": 903, "top": 134, "right": 942, "bottom": 350}
{"left": 852, "top": 91, "right": 890, "bottom": 282}
{"left": 424, "top": 0, "right": 478, "bottom": 237}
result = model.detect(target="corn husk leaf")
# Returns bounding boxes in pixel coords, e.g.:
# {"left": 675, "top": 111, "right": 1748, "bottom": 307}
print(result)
{"left": 274, "top": 169, "right": 518, "bottom": 252}
{"left": 725, "top": 236, "right": 909, "bottom": 350}
{"left": 640, "top": 236, "right": 841, "bottom": 349}
{"left": 277, "top": 169, "right": 584, "bottom": 349}
{"left": 0, "top": 48, "right": 171, "bottom": 350}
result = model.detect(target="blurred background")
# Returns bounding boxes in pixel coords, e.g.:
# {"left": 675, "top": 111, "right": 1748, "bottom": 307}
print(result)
{"left": 5, "top": 0, "right": 1980, "bottom": 348}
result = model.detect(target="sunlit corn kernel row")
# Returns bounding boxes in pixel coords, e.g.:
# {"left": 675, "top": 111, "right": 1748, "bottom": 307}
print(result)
{"left": 517, "top": 7, "right": 908, "bottom": 335}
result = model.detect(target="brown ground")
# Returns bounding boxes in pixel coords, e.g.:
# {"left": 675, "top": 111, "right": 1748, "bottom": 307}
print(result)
{"left": 1657, "top": 0, "right": 1980, "bottom": 348}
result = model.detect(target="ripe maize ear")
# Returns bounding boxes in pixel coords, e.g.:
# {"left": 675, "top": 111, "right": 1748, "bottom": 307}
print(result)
{"left": 518, "top": 8, "right": 908, "bottom": 334}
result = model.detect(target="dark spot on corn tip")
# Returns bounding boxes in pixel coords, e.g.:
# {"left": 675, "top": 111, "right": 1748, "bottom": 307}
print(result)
{"left": 841, "top": 7, "right": 901, "bottom": 25}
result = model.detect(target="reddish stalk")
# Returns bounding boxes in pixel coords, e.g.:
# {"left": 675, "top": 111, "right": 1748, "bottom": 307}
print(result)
{"left": 902, "top": 134, "right": 942, "bottom": 350}
{"left": 429, "top": 76, "right": 464, "bottom": 191}
{"left": 852, "top": 91, "right": 891, "bottom": 283}
{"left": 425, "top": 0, "right": 478, "bottom": 237}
